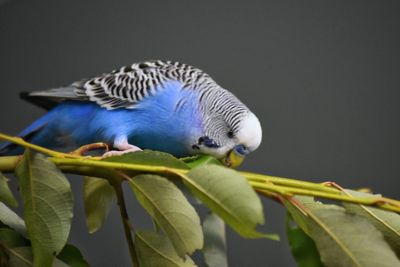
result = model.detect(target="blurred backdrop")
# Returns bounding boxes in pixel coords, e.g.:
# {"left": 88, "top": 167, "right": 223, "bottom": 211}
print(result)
{"left": 1, "top": 1, "right": 400, "bottom": 266}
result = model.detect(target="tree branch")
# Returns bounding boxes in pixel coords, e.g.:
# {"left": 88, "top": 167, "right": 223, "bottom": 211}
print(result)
{"left": 1, "top": 131, "right": 400, "bottom": 213}
{"left": 113, "top": 180, "right": 139, "bottom": 267}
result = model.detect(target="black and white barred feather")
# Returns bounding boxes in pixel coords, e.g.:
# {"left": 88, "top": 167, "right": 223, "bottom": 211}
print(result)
{"left": 73, "top": 60, "right": 217, "bottom": 109}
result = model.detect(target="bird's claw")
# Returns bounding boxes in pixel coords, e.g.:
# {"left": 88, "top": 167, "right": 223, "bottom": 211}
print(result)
{"left": 102, "top": 145, "right": 142, "bottom": 158}
{"left": 70, "top": 143, "right": 109, "bottom": 156}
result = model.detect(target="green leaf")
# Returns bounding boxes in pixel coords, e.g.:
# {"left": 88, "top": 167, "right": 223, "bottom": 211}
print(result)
{"left": 128, "top": 174, "right": 203, "bottom": 256}
{"left": 0, "top": 227, "right": 30, "bottom": 266}
{"left": 135, "top": 230, "right": 197, "bottom": 267}
{"left": 104, "top": 150, "right": 190, "bottom": 170}
{"left": 0, "top": 202, "right": 27, "bottom": 237}
{"left": 343, "top": 189, "right": 400, "bottom": 257}
{"left": 7, "top": 246, "right": 36, "bottom": 267}
{"left": 0, "top": 215, "right": 88, "bottom": 267}
{"left": 284, "top": 196, "right": 400, "bottom": 267}
{"left": 57, "top": 244, "right": 90, "bottom": 267}
{"left": 15, "top": 150, "right": 73, "bottom": 267}
{"left": 286, "top": 214, "right": 323, "bottom": 267}
{"left": 0, "top": 172, "right": 17, "bottom": 207}
{"left": 183, "top": 155, "right": 222, "bottom": 169}
{"left": 83, "top": 176, "right": 115, "bottom": 233}
{"left": 202, "top": 213, "right": 228, "bottom": 267}
{"left": 0, "top": 228, "right": 28, "bottom": 248}
{"left": 7, "top": 247, "right": 70, "bottom": 267}
{"left": 0, "top": 203, "right": 89, "bottom": 267}
{"left": 185, "top": 165, "right": 278, "bottom": 240}
{"left": 0, "top": 228, "right": 28, "bottom": 267}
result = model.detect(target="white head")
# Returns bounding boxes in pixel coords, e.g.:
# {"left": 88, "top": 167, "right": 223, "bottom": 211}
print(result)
{"left": 189, "top": 86, "right": 262, "bottom": 166}
{"left": 193, "top": 111, "right": 263, "bottom": 162}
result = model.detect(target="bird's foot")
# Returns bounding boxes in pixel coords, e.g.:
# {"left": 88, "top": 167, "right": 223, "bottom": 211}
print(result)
{"left": 70, "top": 143, "right": 109, "bottom": 157}
{"left": 102, "top": 144, "right": 142, "bottom": 158}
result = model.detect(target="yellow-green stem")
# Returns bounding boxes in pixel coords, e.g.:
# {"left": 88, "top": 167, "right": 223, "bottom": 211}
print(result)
{"left": 0, "top": 156, "right": 21, "bottom": 172}
{"left": 0, "top": 131, "right": 353, "bottom": 196}
{"left": 0, "top": 133, "right": 74, "bottom": 158}
{"left": 50, "top": 157, "right": 187, "bottom": 175}
{"left": 244, "top": 172, "right": 340, "bottom": 194}
{"left": 1, "top": 132, "right": 400, "bottom": 214}
{"left": 252, "top": 183, "right": 400, "bottom": 213}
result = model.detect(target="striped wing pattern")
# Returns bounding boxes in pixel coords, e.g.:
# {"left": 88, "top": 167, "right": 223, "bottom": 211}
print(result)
{"left": 73, "top": 60, "right": 213, "bottom": 109}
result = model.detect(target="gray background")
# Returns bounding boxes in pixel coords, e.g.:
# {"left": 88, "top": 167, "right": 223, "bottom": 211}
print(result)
{"left": 1, "top": 1, "right": 400, "bottom": 266}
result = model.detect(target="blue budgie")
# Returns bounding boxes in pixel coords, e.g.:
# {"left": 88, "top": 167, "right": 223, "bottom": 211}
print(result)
{"left": 0, "top": 60, "right": 262, "bottom": 166}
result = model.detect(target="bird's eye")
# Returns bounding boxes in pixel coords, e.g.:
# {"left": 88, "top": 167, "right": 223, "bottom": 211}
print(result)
{"left": 227, "top": 131, "right": 234, "bottom": 138}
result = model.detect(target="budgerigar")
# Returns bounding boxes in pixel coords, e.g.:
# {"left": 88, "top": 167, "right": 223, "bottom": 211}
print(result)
{"left": 0, "top": 60, "right": 262, "bottom": 166}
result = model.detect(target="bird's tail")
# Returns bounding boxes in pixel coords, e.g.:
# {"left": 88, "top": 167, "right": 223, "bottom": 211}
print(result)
{"left": 0, "top": 113, "right": 51, "bottom": 156}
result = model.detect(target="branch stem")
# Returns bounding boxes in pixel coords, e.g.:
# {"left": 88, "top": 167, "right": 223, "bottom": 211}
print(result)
{"left": 0, "top": 131, "right": 399, "bottom": 214}
{"left": 244, "top": 171, "right": 340, "bottom": 194}
{"left": 113, "top": 181, "right": 139, "bottom": 267}
{"left": 0, "top": 133, "right": 69, "bottom": 158}
{"left": 0, "top": 156, "right": 21, "bottom": 172}
{"left": 253, "top": 186, "right": 400, "bottom": 213}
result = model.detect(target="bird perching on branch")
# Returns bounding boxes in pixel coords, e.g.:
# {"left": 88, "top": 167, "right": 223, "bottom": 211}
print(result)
{"left": 0, "top": 60, "right": 262, "bottom": 168}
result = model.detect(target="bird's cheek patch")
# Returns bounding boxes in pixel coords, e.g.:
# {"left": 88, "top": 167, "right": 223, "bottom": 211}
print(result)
{"left": 197, "top": 136, "right": 220, "bottom": 148}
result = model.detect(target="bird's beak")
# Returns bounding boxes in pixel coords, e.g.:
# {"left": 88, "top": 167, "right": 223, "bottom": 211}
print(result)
{"left": 222, "top": 148, "right": 246, "bottom": 168}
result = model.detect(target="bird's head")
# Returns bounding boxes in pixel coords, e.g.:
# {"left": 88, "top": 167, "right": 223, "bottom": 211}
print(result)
{"left": 221, "top": 112, "right": 262, "bottom": 168}
{"left": 193, "top": 111, "right": 262, "bottom": 168}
